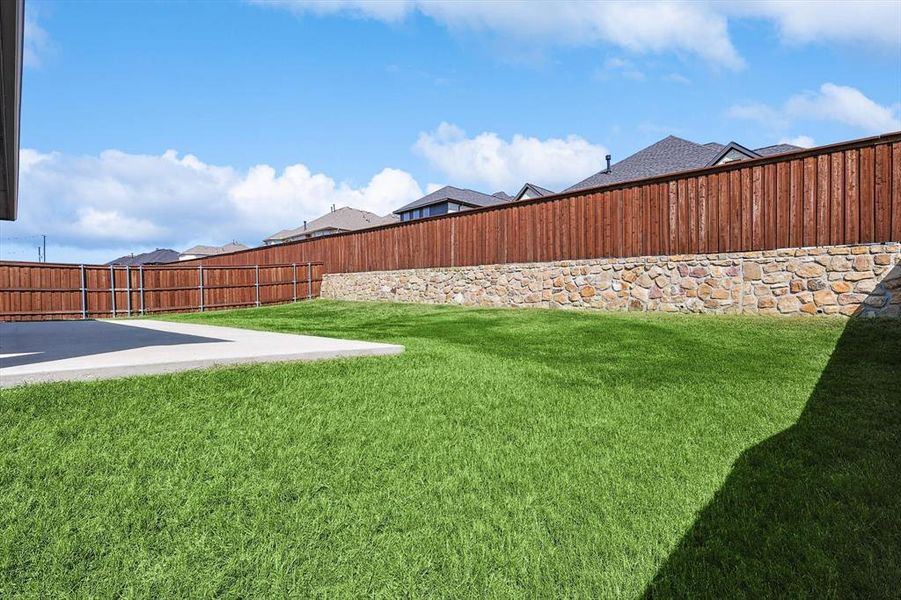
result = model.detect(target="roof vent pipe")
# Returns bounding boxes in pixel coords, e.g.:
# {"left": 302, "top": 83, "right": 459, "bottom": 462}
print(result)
{"left": 605, "top": 154, "right": 612, "bottom": 173}
{"left": 303, "top": 220, "right": 307, "bottom": 230}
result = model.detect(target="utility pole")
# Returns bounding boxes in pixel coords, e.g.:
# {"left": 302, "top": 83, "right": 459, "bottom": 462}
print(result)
{"left": 42, "top": 235, "right": 46, "bottom": 263}
{"left": 37, "top": 246, "right": 42, "bottom": 262}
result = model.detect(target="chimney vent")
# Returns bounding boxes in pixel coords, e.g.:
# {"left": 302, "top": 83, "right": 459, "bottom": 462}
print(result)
{"left": 605, "top": 154, "right": 612, "bottom": 173}
{"left": 303, "top": 220, "right": 307, "bottom": 230}
{"left": 330, "top": 204, "right": 336, "bottom": 212}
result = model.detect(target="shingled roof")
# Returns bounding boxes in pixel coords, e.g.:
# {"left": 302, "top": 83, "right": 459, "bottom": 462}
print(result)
{"left": 566, "top": 136, "right": 802, "bottom": 193}
{"left": 106, "top": 248, "right": 181, "bottom": 266}
{"left": 514, "top": 183, "right": 555, "bottom": 201}
{"left": 181, "top": 242, "right": 249, "bottom": 257}
{"left": 265, "top": 206, "right": 397, "bottom": 243}
{"left": 394, "top": 185, "right": 510, "bottom": 214}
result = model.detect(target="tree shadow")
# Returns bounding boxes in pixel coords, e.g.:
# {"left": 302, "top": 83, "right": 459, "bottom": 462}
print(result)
{"left": 644, "top": 268, "right": 901, "bottom": 598}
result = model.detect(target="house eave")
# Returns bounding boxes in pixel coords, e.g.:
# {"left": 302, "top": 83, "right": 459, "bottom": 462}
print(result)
{"left": 0, "top": 0, "right": 22, "bottom": 221}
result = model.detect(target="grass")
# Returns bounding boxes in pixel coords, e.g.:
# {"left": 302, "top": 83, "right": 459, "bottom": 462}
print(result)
{"left": 1, "top": 300, "right": 899, "bottom": 598}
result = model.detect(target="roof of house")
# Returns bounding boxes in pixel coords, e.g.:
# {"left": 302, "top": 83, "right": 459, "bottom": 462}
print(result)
{"left": 754, "top": 143, "right": 803, "bottom": 157}
{"left": 492, "top": 191, "right": 513, "bottom": 201}
{"left": 394, "top": 185, "right": 510, "bottom": 214}
{"left": 514, "top": 182, "right": 555, "bottom": 200}
{"left": 106, "top": 248, "right": 181, "bottom": 266}
{"left": 181, "top": 242, "right": 249, "bottom": 256}
{"left": 565, "top": 136, "right": 803, "bottom": 192}
{"left": 265, "top": 206, "right": 398, "bottom": 242}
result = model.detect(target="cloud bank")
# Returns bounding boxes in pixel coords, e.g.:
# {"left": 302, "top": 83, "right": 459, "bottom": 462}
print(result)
{"left": 415, "top": 122, "right": 607, "bottom": 192}
{"left": 729, "top": 83, "right": 901, "bottom": 135}
{"left": 6, "top": 121, "right": 610, "bottom": 261}
{"left": 8, "top": 149, "right": 424, "bottom": 257}
{"left": 257, "top": 1, "right": 901, "bottom": 69}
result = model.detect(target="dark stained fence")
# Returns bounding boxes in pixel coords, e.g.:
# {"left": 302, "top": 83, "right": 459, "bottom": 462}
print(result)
{"left": 192, "top": 133, "right": 901, "bottom": 273}
{"left": 0, "top": 262, "right": 324, "bottom": 321}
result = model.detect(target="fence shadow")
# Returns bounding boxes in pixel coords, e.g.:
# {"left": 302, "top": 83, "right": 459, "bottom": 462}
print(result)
{"left": 0, "top": 320, "right": 227, "bottom": 368}
{"left": 644, "top": 266, "right": 901, "bottom": 598}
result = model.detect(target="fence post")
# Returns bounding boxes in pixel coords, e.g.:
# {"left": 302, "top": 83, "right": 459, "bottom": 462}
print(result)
{"left": 255, "top": 265, "right": 260, "bottom": 307}
{"left": 292, "top": 263, "right": 297, "bottom": 302}
{"left": 79, "top": 264, "right": 87, "bottom": 319}
{"left": 198, "top": 265, "right": 204, "bottom": 312}
{"left": 109, "top": 265, "right": 116, "bottom": 317}
{"left": 307, "top": 262, "right": 312, "bottom": 299}
{"left": 139, "top": 266, "right": 145, "bottom": 316}
{"left": 125, "top": 265, "right": 132, "bottom": 317}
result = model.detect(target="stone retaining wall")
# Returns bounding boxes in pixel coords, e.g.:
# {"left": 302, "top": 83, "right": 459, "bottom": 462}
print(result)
{"left": 321, "top": 244, "right": 901, "bottom": 317}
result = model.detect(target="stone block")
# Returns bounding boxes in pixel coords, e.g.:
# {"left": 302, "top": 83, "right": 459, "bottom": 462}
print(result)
{"left": 852, "top": 255, "right": 871, "bottom": 271}
{"left": 813, "top": 289, "right": 837, "bottom": 306}
{"left": 758, "top": 297, "right": 776, "bottom": 309}
{"left": 796, "top": 263, "right": 826, "bottom": 278}
{"left": 807, "top": 279, "right": 827, "bottom": 291}
{"left": 742, "top": 262, "right": 762, "bottom": 280}
{"left": 778, "top": 296, "right": 801, "bottom": 313}
{"left": 844, "top": 272, "right": 873, "bottom": 282}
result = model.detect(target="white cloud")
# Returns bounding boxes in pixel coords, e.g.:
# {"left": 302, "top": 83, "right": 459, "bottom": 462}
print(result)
{"left": 75, "top": 207, "right": 166, "bottom": 241}
{"left": 414, "top": 122, "right": 607, "bottom": 192}
{"left": 778, "top": 135, "right": 815, "bottom": 148}
{"left": 727, "top": 102, "right": 788, "bottom": 128}
{"left": 256, "top": 0, "right": 412, "bottom": 22}
{"left": 785, "top": 84, "right": 901, "bottom": 133}
{"left": 727, "top": 0, "right": 901, "bottom": 49}
{"left": 6, "top": 148, "right": 423, "bottom": 259}
{"left": 257, "top": 1, "right": 901, "bottom": 68}
{"left": 728, "top": 83, "right": 900, "bottom": 135}
{"left": 24, "top": 7, "right": 52, "bottom": 68}
{"left": 596, "top": 57, "right": 645, "bottom": 81}
{"left": 663, "top": 73, "right": 691, "bottom": 85}
{"left": 260, "top": 1, "right": 744, "bottom": 69}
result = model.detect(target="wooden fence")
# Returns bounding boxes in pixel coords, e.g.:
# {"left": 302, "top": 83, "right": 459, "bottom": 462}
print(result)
{"left": 0, "top": 262, "right": 324, "bottom": 321}
{"left": 190, "top": 132, "right": 901, "bottom": 273}
{"left": 2, "top": 132, "right": 899, "bottom": 321}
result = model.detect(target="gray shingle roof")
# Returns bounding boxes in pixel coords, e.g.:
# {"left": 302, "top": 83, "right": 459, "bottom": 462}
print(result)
{"left": 265, "top": 207, "right": 398, "bottom": 242}
{"left": 755, "top": 143, "right": 803, "bottom": 157}
{"left": 393, "top": 185, "right": 509, "bottom": 214}
{"left": 514, "top": 182, "right": 555, "bottom": 200}
{"left": 565, "top": 136, "right": 802, "bottom": 193}
{"left": 106, "top": 248, "right": 181, "bottom": 266}
{"left": 181, "top": 242, "right": 249, "bottom": 256}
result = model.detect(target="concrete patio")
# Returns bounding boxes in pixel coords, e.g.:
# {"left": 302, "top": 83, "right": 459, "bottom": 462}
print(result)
{"left": 0, "top": 319, "right": 403, "bottom": 387}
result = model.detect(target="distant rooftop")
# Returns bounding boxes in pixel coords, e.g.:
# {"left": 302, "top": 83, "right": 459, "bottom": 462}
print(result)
{"left": 394, "top": 185, "right": 510, "bottom": 214}
{"left": 181, "top": 241, "right": 249, "bottom": 257}
{"left": 514, "top": 183, "right": 555, "bottom": 201}
{"left": 566, "top": 136, "right": 802, "bottom": 193}
{"left": 265, "top": 206, "right": 397, "bottom": 243}
{"left": 106, "top": 248, "right": 181, "bottom": 266}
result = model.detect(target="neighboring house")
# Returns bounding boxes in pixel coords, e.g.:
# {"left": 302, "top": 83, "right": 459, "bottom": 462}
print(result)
{"left": 106, "top": 248, "right": 181, "bottom": 266}
{"left": 565, "top": 136, "right": 801, "bottom": 193}
{"left": 264, "top": 206, "right": 397, "bottom": 246}
{"left": 179, "top": 241, "right": 249, "bottom": 261}
{"left": 394, "top": 185, "right": 511, "bottom": 222}
{"left": 513, "top": 183, "right": 555, "bottom": 201}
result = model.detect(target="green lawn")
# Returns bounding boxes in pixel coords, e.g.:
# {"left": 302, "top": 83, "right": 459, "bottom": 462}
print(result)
{"left": 2, "top": 301, "right": 899, "bottom": 598}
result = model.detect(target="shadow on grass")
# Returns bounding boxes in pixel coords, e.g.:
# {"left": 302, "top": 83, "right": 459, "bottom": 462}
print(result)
{"left": 644, "top": 313, "right": 901, "bottom": 598}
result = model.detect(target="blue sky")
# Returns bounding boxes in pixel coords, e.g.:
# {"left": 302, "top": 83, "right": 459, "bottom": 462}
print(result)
{"left": 3, "top": 0, "right": 900, "bottom": 263}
